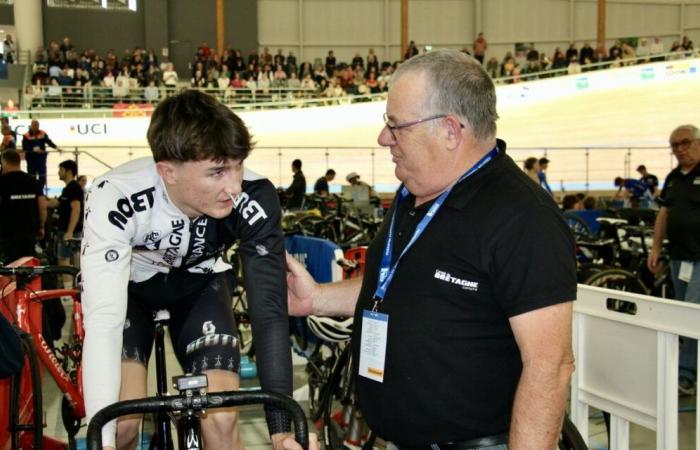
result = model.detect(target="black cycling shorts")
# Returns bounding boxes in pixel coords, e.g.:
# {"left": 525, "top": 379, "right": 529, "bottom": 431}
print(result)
{"left": 123, "top": 270, "right": 241, "bottom": 375}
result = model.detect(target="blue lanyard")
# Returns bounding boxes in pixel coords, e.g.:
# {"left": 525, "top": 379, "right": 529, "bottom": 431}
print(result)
{"left": 372, "top": 146, "right": 498, "bottom": 309}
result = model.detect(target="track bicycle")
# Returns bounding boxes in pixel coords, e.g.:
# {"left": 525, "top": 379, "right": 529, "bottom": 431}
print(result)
{"left": 85, "top": 315, "right": 311, "bottom": 450}
{"left": 0, "top": 263, "right": 84, "bottom": 450}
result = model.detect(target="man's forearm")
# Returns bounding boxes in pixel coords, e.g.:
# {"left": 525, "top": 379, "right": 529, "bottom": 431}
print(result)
{"left": 508, "top": 359, "right": 574, "bottom": 449}
{"left": 652, "top": 207, "right": 668, "bottom": 253}
{"left": 314, "top": 276, "right": 363, "bottom": 317}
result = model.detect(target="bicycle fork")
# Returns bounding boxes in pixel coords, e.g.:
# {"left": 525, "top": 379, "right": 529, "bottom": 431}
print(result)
{"left": 154, "top": 321, "right": 174, "bottom": 449}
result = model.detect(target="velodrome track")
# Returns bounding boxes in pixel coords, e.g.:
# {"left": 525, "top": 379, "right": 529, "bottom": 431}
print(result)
{"left": 37, "top": 58, "right": 700, "bottom": 194}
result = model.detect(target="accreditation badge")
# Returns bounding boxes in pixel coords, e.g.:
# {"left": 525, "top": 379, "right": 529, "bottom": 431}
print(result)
{"left": 679, "top": 261, "right": 694, "bottom": 282}
{"left": 358, "top": 310, "right": 388, "bottom": 382}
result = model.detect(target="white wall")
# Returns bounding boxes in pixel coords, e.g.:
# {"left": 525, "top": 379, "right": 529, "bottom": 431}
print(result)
{"left": 257, "top": 0, "right": 700, "bottom": 65}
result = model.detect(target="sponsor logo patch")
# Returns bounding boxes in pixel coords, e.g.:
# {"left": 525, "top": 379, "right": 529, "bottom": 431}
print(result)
{"left": 105, "top": 249, "right": 119, "bottom": 262}
{"left": 434, "top": 269, "right": 478, "bottom": 291}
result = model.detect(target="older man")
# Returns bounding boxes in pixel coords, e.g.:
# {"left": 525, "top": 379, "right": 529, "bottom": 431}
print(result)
{"left": 22, "top": 119, "right": 60, "bottom": 190}
{"left": 287, "top": 50, "right": 576, "bottom": 449}
{"left": 648, "top": 124, "right": 700, "bottom": 395}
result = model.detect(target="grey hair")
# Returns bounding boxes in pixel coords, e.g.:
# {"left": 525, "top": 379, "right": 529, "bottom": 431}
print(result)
{"left": 391, "top": 49, "right": 498, "bottom": 142}
{"left": 672, "top": 124, "right": 700, "bottom": 139}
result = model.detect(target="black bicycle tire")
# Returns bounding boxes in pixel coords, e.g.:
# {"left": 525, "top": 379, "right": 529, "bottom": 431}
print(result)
{"left": 10, "top": 331, "right": 43, "bottom": 450}
{"left": 564, "top": 212, "right": 593, "bottom": 239}
{"left": 321, "top": 345, "right": 353, "bottom": 449}
{"left": 583, "top": 267, "right": 649, "bottom": 295}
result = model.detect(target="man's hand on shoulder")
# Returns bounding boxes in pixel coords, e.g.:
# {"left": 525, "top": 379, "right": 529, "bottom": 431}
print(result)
{"left": 286, "top": 252, "right": 317, "bottom": 316}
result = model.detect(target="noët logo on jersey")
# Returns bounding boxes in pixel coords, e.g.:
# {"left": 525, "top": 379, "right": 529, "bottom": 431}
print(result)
{"left": 233, "top": 192, "right": 268, "bottom": 226}
{"left": 434, "top": 269, "right": 479, "bottom": 291}
{"left": 108, "top": 187, "right": 156, "bottom": 230}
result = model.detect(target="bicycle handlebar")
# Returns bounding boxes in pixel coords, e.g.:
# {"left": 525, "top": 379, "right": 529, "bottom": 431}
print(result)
{"left": 86, "top": 390, "right": 309, "bottom": 450}
{"left": 0, "top": 265, "right": 80, "bottom": 277}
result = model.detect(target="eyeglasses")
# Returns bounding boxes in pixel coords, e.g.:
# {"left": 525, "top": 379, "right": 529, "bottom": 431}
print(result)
{"left": 382, "top": 113, "right": 464, "bottom": 140}
{"left": 670, "top": 138, "right": 696, "bottom": 151}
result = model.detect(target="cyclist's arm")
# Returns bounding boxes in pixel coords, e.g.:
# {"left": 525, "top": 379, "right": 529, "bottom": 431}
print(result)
{"left": 508, "top": 301, "right": 575, "bottom": 450}
{"left": 80, "top": 181, "right": 134, "bottom": 449}
{"left": 236, "top": 178, "right": 294, "bottom": 436}
{"left": 286, "top": 253, "right": 361, "bottom": 317}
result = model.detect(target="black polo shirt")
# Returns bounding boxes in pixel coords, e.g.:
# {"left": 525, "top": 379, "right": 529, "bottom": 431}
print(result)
{"left": 57, "top": 179, "right": 84, "bottom": 233}
{"left": 0, "top": 171, "right": 43, "bottom": 236}
{"left": 351, "top": 142, "right": 577, "bottom": 446}
{"left": 658, "top": 163, "right": 700, "bottom": 261}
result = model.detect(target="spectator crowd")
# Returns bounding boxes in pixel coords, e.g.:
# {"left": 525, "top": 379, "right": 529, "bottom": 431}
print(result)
{"left": 20, "top": 33, "right": 698, "bottom": 108}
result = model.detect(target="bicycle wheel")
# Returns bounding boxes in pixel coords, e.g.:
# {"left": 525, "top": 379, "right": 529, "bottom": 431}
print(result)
{"left": 564, "top": 212, "right": 593, "bottom": 240}
{"left": 583, "top": 268, "right": 649, "bottom": 295}
{"left": 558, "top": 415, "right": 588, "bottom": 450}
{"left": 10, "top": 332, "right": 43, "bottom": 450}
{"left": 232, "top": 286, "right": 254, "bottom": 357}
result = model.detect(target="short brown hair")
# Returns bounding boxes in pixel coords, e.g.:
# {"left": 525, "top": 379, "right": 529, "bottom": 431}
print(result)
{"left": 147, "top": 90, "right": 252, "bottom": 162}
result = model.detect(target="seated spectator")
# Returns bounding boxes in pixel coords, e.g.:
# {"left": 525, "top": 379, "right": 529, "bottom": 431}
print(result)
{"left": 287, "top": 72, "right": 301, "bottom": 89}
{"left": 377, "top": 65, "right": 393, "bottom": 91}
{"left": 580, "top": 42, "right": 595, "bottom": 65}
{"left": 567, "top": 57, "right": 582, "bottom": 75}
{"left": 160, "top": 62, "right": 177, "bottom": 89}
{"left": 650, "top": 36, "right": 665, "bottom": 60}
{"left": 562, "top": 194, "right": 582, "bottom": 211}
{"left": 231, "top": 71, "right": 245, "bottom": 88}
{"left": 57, "top": 67, "right": 74, "bottom": 87}
{"left": 539, "top": 53, "right": 551, "bottom": 72}
{"left": 144, "top": 80, "right": 159, "bottom": 103}
{"left": 323, "top": 78, "right": 344, "bottom": 98}
{"left": 636, "top": 38, "right": 651, "bottom": 62}
{"left": 366, "top": 72, "right": 380, "bottom": 94}
{"left": 621, "top": 43, "right": 636, "bottom": 64}
{"left": 565, "top": 43, "right": 578, "bottom": 62}
{"left": 298, "top": 61, "right": 312, "bottom": 79}
{"left": 485, "top": 57, "right": 499, "bottom": 78}
{"left": 217, "top": 69, "right": 231, "bottom": 92}
{"left": 300, "top": 73, "right": 316, "bottom": 90}
{"left": 552, "top": 48, "right": 567, "bottom": 69}
{"left": 191, "top": 69, "right": 205, "bottom": 87}
{"left": 46, "top": 77, "right": 62, "bottom": 106}
{"left": 582, "top": 196, "right": 597, "bottom": 210}
{"left": 313, "top": 63, "right": 328, "bottom": 85}
{"left": 114, "top": 69, "right": 130, "bottom": 98}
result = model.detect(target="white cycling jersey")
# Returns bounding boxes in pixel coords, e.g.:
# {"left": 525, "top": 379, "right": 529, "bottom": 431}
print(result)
{"left": 81, "top": 157, "right": 291, "bottom": 447}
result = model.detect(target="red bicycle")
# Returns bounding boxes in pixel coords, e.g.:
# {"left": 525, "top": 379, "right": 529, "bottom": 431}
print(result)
{"left": 0, "top": 258, "right": 85, "bottom": 450}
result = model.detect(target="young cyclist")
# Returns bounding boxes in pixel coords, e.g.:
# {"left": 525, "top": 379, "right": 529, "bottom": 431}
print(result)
{"left": 81, "top": 90, "right": 313, "bottom": 449}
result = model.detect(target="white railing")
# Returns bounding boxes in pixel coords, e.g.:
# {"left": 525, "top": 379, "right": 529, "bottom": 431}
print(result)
{"left": 38, "top": 145, "right": 674, "bottom": 194}
{"left": 573, "top": 285, "right": 700, "bottom": 450}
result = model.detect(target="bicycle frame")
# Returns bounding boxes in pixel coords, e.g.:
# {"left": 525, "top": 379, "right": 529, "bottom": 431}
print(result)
{"left": 0, "top": 262, "right": 85, "bottom": 449}
{"left": 18, "top": 287, "right": 85, "bottom": 418}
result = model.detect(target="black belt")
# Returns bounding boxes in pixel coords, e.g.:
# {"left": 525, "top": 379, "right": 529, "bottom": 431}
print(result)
{"left": 431, "top": 433, "right": 509, "bottom": 450}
